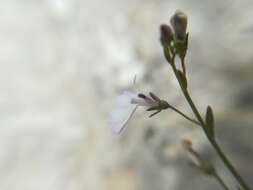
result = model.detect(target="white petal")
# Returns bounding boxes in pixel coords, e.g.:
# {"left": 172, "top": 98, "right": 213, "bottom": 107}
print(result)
{"left": 109, "top": 91, "right": 138, "bottom": 134}
{"left": 130, "top": 98, "right": 148, "bottom": 106}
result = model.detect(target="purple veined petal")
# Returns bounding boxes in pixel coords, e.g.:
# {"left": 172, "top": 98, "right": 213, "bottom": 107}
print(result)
{"left": 131, "top": 98, "right": 150, "bottom": 106}
{"left": 109, "top": 91, "right": 139, "bottom": 134}
{"left": 131, "top": 95, "right": 156, "bottom": 107}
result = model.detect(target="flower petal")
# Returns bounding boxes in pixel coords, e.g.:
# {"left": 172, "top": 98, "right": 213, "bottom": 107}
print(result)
{"left": 109, "top": 91, "right": 138, "bottom": 134}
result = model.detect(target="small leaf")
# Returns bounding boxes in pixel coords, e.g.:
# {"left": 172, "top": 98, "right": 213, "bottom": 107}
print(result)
{"left": 177, "top": 70, "right": 187, "bottom": 89}
{"left": 205, "top": 106, "right": 215, "bottom": 138}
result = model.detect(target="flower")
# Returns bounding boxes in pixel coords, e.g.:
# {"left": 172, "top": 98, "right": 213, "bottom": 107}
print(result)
{"left": 109, "top": 91, "right": 169, "bottom": 134}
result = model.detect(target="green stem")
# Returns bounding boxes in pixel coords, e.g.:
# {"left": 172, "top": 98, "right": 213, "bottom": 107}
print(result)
{"left": 210, "top": 139, "right": 250, "bottom": 190}
{"left": 213, "top": 172, "right": 230, "bottom": 190}
{"left": 170, "top": 58, "right": 251, "bottom": 190}
{"left": 170, "top": 61, "right": 206, "bottom": 129}
{"left": 168, "top": 105, "right": 201, "bottom": 126}
{"left": 181, "top": 57, "right": 186, "bottom": 75}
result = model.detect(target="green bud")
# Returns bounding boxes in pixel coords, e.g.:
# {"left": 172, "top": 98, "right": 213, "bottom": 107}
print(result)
{"left": 170, "top": 10, "right": 188, "bottom": 41}
{"left": 159, "top": 24, "right": 173, "bottom": 47}
{"left": 175, "top": 33, "right": 189, "bottom": 60}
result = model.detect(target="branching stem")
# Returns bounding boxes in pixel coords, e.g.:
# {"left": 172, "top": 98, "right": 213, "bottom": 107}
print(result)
{"left": 170, "top": 56, "right": 251, "bottom": 190}
{"left": 168, "top": 105, "right": 201, "bottom": 126}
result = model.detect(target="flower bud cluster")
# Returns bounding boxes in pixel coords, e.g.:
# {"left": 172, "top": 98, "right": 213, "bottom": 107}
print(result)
{"left": 160, "top": 10, "right": 188, "bottom": 62}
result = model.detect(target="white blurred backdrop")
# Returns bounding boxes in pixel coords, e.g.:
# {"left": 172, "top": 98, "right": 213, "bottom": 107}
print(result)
{"left": 0, "top": 0, "right": 252, "bottom": 190}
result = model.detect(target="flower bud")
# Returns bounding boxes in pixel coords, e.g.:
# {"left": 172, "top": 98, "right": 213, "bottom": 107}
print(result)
{"left": 182, "top": 138, "right": 192, "bottom": 150}
{"left": 159, "top": 24, "right": 173, "bottom": 47}
{"left": 170, "top": 10, "right": 188, "bottom": 41}
{"left": 182, "top": 139, "right": 217, "bottom": 177}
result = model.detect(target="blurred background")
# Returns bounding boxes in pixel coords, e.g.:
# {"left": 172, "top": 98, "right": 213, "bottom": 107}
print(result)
{"left": 0, "top": 0, "right": 253, "bottom": 189}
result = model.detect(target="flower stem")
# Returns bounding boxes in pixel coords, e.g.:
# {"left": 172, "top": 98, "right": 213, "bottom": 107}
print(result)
{"left": 181, "top": 58, "right": 186, "bottom": 75}
{"left": 213, "top": 172, "right": 230, "bottom": 190}
{"left": 210, "top": 139, "right": 251, "bottom": 190}
{"left": 170, "top": 58, "right": 251, "bottom": 190}
{"left": 168, "top": 105, "right": 201, "bottom": 126}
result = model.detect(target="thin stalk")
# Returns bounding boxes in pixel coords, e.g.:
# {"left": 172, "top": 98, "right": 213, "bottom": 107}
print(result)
{"left": 210, "top": 139, "right": 251, "bottom": 190}
{"left": 181, "top": 58, "right": 186, "bottom": 75}
{"left": 170, "top": 61, "right": 206, "bottom": 127}
{"left": 168, "top": 105, "right": 201, "bottom": 126}
{"left": 213, "top": 172, "right": 230, "bottom": 190}
{"left": 170, "top": 58, "right": 251, "bottom": 190}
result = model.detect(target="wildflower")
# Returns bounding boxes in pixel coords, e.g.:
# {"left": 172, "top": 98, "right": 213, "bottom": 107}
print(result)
{"left": 109, "top": 91, "right": 170, "bottom": 134}
{"left": 170, "top": 10, "right": 188, "bottom": 41}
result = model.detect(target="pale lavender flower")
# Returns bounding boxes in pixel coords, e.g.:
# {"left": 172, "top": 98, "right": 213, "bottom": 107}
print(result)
{"left": 109, "top": 91, "right": 158, "bottom": 134}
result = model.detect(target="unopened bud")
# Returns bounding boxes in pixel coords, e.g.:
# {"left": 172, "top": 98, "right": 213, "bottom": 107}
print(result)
{"left": 170, "top": 10, "right": 188, "bottom": 41}
{"left": 182, "top": 138, "right": 192, "bottom": 150}
{"left": 160, "top": 24, "right": 173, "bottom": 47}
{"left": 182, "top": 140, "right": 217, "bottom": 177}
